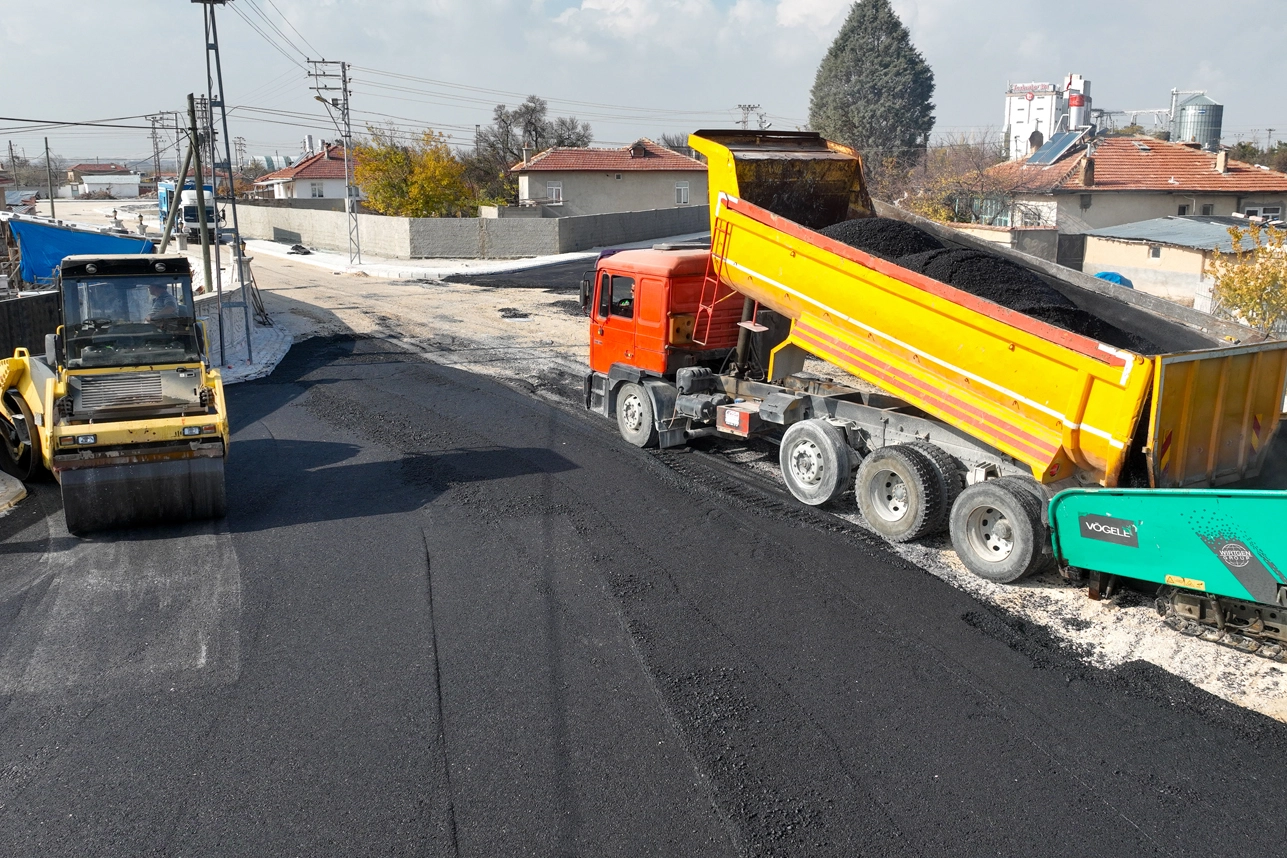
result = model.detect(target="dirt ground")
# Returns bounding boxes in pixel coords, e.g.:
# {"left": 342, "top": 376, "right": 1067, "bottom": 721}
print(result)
{"left": 248, "top": 251, "right": 1287, "bottom": 723}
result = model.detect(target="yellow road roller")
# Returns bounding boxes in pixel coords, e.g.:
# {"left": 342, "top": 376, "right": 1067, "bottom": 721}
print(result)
{"left": 0, "top": 254, "right": 228, "bottom": 534}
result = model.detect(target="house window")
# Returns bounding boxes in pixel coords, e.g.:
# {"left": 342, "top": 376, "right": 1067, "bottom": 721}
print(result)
{"left": 1261, "top": 206, "right": 1282, "bottom": 220}
{"left": 1149, "top": 245, "right": 1162, "bottom": 259}
{"left": 1177, "top": 204, "right": 1189, "bottom": 216}
{"left": 675, "top": 181, "right": 690, "bottom": 206}
{"left": 546, "top": 181, "right": 563, "bottom": 204}
{"left": 310, "top": 182, "right": 324, "bottom": 198}
{"left": 1201, "top": 204, "right": 1214, "bottom": 216}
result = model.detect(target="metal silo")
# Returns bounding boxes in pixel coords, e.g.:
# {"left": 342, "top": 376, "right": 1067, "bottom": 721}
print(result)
{"left": 1172, "top": 94, "right": 1224, "bottom": 150}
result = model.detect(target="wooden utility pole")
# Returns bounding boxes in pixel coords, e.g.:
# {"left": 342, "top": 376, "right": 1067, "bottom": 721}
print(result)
{"left": 44, "top": 137, "right": 55, "bottom": 219}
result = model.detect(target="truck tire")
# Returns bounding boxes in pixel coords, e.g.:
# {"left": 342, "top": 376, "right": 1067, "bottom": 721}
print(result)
{"left": 0, "top": 391, "right": 42, "bottom": 482}
{"left": 616, "top": 383, "right": 658, "bottom": 448}
{"left": 779, "top": 418, "right": 851, "bottom": 506}
{"left": 949, "top": 476, "right": 1046, "bottom": 583}
{"left": 905, "top": 441, "right": 964, "bottom": 534}
{"left": 855, "top": 445, "right": 942, "bottom": 542}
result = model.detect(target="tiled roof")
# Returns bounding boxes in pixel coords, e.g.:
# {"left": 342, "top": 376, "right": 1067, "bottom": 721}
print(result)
{"left": 514, "top": 139, "right": 706, "bottom": 173}
{"left": 69, "top": 163, "right": 131, "bottom": 174}
{"left": 994, "top": 137, "right": 1287, "bottom": 195}
{"left": 1087, "top": 215, "right": 1283, "bottom": 253}
{"left": 256, "top": 145, "right": 349, "bottom": 183}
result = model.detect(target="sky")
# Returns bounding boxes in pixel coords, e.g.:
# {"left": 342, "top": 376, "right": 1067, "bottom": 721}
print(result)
{"left": 1, "top": 0, "right": 1285, "bottom": 168}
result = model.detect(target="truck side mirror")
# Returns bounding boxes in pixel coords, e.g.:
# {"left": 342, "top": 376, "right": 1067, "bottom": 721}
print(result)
{"left": 580, "top": 273, "right": 593, "bottom": 316}
{"left": 195, "top": 320, "right": 208, "bottom": 359}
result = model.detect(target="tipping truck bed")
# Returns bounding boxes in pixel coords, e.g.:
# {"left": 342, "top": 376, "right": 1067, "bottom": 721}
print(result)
{"left": 687, "top": 130, "right": 1287, "bottom": 490}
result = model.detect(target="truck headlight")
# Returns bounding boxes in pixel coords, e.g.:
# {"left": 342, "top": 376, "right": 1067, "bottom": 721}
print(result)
{"left": 182, "top": 426, "right": 201, "bottom": 437}
{"left": 75, "top": 434, "right": 97, "bottom": 445}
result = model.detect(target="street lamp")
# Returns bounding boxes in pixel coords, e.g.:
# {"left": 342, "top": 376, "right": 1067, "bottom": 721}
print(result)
{"left": 315, "top": 95, "right": 361, "bottom": 264}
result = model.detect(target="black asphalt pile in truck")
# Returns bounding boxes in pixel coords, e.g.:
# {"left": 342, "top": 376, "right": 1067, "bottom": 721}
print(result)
{"left": 820, "top": 217, "right": 1161, "bottom": 354}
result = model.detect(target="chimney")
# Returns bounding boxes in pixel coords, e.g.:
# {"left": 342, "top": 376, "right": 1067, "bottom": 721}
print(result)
{"left": 1080, "top": 155, "right": 1095, "bottom": 187}
{"left": 522, "top": 143, "right": 533, "bottom": 166}
{"left": 1215, "top": 150, "right": 1228, "bottom": 173}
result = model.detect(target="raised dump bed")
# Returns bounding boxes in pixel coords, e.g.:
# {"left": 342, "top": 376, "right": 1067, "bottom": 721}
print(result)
{"left": 687, "top": 130, "right": 1287, "bottom": 490}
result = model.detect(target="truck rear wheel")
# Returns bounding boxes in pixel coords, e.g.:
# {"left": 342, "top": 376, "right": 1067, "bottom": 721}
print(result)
{"left": 0, "top": 391, "right": 43, "bottom": 482}
{"left": 905, "top": 441, "right": 964, "bottom": 534}
{"left": 855, "top": 445, "right": 942, "bottom": 542}
{"left": 949, "top": 477, "right": 1045, "bottom": 583}
{"left": 779, "top": 418, "right": 851, "bottom": 506}
{"left": 616, "top": 383, "right": 658, "bottom": 448}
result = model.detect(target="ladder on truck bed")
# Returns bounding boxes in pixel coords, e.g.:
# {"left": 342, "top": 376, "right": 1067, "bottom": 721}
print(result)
{"left": 693, "top": 217, "right": 737, "bottom": 347}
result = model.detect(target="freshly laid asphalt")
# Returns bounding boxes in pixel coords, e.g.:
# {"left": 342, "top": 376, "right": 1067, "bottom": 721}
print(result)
{"left": 2, "top": 332, "right": 1286, "bottom": 857}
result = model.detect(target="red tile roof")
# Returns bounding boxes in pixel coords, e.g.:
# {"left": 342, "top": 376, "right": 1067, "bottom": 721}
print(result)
{"left": 993, "top": 137, "right": 1287, "bottom": 195}
{"left": 69, "top": 163, "right": 132, "bottom": 174}
{"left": 256, "top": 145, "right": 349, "bottom": 183}
{"left": 515, "top": 139, "right": 705, "bottom": 173}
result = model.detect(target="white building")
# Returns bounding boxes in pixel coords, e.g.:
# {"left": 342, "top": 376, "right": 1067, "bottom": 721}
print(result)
{"left": 78, "top": 173, "right": 141, "bottom": 198}
{"left": 253, "top": 144, "right": 355, "bottom": 201}
{"left": 512, "top": 139, "right": 707, "bottom": 218}
{"left": 1002, "top": 74, "right": 1092, "bottom": 160}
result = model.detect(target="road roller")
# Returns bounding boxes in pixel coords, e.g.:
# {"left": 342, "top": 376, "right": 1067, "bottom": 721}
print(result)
{"left": 0, "top": 254, "right": 228, "bottom": 535}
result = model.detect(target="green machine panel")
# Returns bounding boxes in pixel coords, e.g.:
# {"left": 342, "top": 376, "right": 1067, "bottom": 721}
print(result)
{"left": 1049, "top": 488, "right": 1287, "bottom": 605}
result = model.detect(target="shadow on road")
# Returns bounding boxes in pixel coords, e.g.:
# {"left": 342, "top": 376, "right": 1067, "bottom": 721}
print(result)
{"left": 225, "top": 437, "right": 578, "bottom": 532}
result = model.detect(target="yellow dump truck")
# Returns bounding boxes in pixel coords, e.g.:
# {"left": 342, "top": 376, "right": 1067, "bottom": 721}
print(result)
{"left": 583, "top": 130, "right": 1287, "bottom": 584}
{"left": 0, "top": 254, "right": 229, "bottom": 534}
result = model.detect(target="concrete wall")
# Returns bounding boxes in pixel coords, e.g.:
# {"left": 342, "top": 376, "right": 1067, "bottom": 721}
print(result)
{"left": 518, "top": 170, "right": 707, "bottom": 217}
{"left": 236, "top": 201, "right": 710, "bottom": 259}
{"left": 1083, "top": 235, "right": 1216, "bottom": 302}
{"left": 946, "top": 224, "right": 1059, "bottom": 262}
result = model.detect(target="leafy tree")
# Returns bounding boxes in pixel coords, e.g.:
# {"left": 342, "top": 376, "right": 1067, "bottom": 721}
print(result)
{"left": 5, "top": 151, "right": 67, "bottom": 189}
{"left": 353, "top": 126, "right": 473, "bottom": 218}
{"left": 1106, "top": 123, "right": 1146, "bottom": 137}
{"left": 809, "top": 0, "right": 935, "bottom": 189}
{"left": 1209, "top": 224, "right": 1287, "bottom": 334}
{"left": 463, "top": 96, "right": 593, "bottom": 203}
{"left": 1229, "top": 141, "right": 1261, "bottom": 163}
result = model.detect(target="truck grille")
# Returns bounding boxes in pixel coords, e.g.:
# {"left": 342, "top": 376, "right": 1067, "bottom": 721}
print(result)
{"left": 79, "top": 372, "right": 164, "bottom": 410}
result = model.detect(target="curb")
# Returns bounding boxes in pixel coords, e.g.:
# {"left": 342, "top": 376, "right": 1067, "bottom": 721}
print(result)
{"left": 0, "top": 471, "right": 28, "bottom": 514}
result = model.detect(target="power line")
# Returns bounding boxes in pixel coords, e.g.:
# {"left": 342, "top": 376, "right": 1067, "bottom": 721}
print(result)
{"left": 263, "top": 0, "right": 322, "bottom": 57}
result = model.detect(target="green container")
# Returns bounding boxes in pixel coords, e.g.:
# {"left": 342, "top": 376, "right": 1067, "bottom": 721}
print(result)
{"left": 1049, "top": 488, "right": 1287, "bottom": 605}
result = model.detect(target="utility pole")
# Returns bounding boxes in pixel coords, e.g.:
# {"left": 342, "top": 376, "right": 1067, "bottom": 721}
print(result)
{"left": 234, "top": 136, "right": 246, "bottom": 175}
{"left": 44, "top": 137, "right": 55, "bottom": 219}
{"left": 195, "top": 0, "right": 256, "bottom": 364}
{"left": 1269, "top": 129, "right": 1277, "bottom": 151}
{"left": 309, "top": 58, "right": 361, "bottom": 264}
{"left": 188, "top": 92, "right": 222, "bottom": 365}
{"left": 737, "top": 104, "right": 760, "bottom": 131}
{"left": 6, "top": 141, "right": 15, "bottom": 177}
{"left": 149, "top": 115, "right": 164, "bottom": 183}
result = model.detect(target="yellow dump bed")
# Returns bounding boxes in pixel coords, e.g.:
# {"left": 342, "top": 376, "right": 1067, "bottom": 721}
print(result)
{"left": 688, "top": 130, "right": 1287, "bottom": 488}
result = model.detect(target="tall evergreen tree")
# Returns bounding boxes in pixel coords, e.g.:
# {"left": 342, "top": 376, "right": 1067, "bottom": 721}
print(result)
{"left": 809, "top": 0, "right": 935, "bottom": 172}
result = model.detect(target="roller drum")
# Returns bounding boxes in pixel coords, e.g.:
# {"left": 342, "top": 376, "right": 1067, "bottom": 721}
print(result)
{"left": 59, "top": 457, "right": 227, "bottom": 535}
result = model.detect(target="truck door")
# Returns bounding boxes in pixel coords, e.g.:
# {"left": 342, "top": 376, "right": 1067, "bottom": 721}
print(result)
{"left": 591, "top": 270, "right": 637, "bottom": 373}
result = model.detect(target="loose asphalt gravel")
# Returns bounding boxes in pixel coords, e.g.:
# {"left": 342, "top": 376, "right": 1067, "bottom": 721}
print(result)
{"left": 3, "top": 329, "right": 1287, "bottom": 856}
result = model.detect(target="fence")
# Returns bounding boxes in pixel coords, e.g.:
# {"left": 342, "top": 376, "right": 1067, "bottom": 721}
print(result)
{"left": 234, "top": 203, "right": 710, "bottom": 259}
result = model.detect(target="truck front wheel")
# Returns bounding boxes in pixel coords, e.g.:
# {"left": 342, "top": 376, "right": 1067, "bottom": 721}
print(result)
{"left": 616, "top": 383, "right": 658, "bottom": 448}
{"left": 949, "top": 477, "right": 1045, "bottom": 583}
{"left": 779, "top": 419, "right": 851, "bottom": 506}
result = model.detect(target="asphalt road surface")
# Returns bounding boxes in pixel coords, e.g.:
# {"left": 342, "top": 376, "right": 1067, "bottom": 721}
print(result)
{"left": 3, "top": 331, "right": 1287, "bottom": 857}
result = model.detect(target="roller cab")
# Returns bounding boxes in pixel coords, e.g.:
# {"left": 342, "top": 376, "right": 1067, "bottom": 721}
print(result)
{"left": 0, "top": 254, "right": 228, "bottom": 535}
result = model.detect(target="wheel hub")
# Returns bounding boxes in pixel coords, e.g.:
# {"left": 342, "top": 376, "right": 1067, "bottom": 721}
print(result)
{"left": 621, "top": 395, "right": 644, "bottom": 432}
{"left": 789, "top": 439, "right": 824, "bottom": 486}
{"left": 868, "top": 468, "right": 909, "bottom": 522}
{"left": 966, "top": 506, "right": 1014, "bottom": 562}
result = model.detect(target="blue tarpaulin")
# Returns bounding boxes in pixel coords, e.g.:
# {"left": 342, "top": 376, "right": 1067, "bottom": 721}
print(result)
{"left": 7, "top": 219, "right": 154, "bottom": 284}
{"left": 1094, "top": 271, "right": 1134, "bottom": 289}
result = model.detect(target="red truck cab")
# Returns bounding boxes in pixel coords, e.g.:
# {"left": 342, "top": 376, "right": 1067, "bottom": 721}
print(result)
{"left": 585, "top": 247, "right": 739, "bottom": 377}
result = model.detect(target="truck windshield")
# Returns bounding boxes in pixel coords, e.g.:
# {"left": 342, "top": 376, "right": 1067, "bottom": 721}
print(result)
{"left": 62, "top": 275, "right": 201, "bottom": 368}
